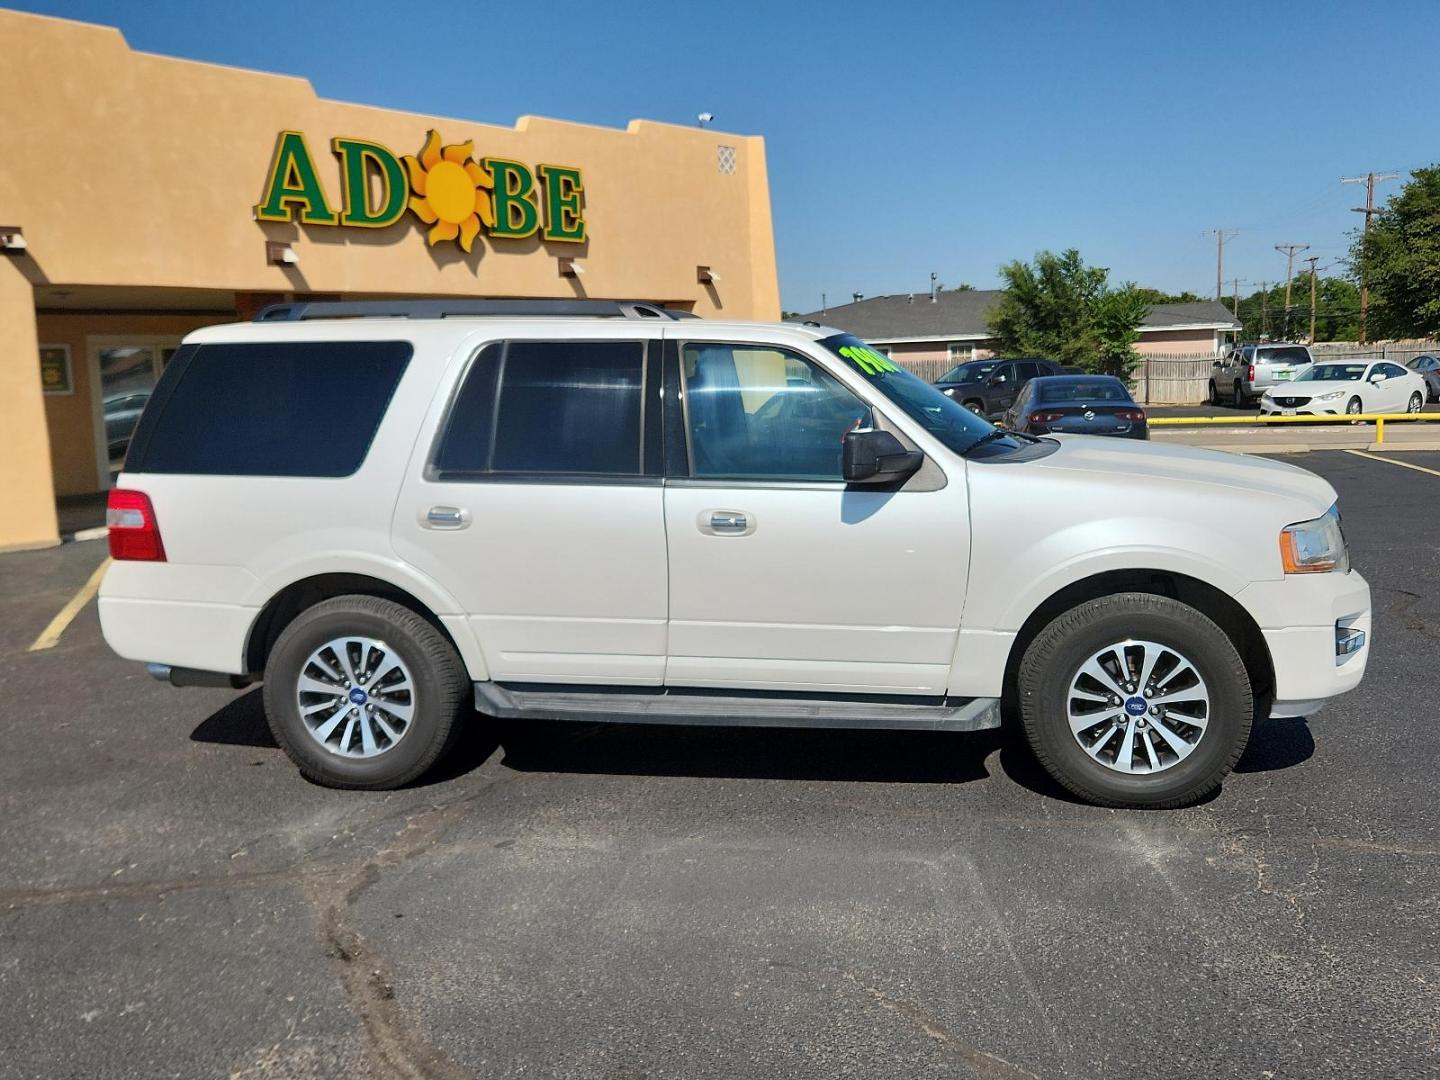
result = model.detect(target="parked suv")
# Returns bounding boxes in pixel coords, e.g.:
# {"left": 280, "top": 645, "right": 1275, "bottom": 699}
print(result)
{"left": 1210, "top": 343, "right": 1314, "bottom": 406}
{"left": 934, "top": 357, "right": 1074, "bottom": 419}
{"left": 100, "top": 300, "right": 1371, "bottom": 808}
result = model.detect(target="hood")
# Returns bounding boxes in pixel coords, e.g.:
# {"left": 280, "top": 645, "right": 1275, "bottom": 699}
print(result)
{"left": 1264, "top": 380, "right": 1365, "bottom": 396}
{"left": 1030, "top": 435, "right": 1336, "bottom": 514}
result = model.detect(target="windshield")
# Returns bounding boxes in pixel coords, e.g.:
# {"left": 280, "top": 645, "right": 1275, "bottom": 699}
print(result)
{"left": 819, "top": 334, "right": 1025, "bottom": 456}
{"left": 938, "top": 360, "right": 997, "bottom": 384}
{"left": 1036, "top": 378, "right": 1130, "bottom": 403}
{"left": 1296, "top": 363, "right": 1368, "bottom": 382}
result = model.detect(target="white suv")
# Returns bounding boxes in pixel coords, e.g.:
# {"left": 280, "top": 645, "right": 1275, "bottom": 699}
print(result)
{"left": 99, "top": 300, "right": 1371, "bottom": 808}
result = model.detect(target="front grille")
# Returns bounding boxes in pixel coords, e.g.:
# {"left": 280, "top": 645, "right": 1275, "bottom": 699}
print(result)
{"left": 1274, "top": 396, "right": 1311, "bottom": 407}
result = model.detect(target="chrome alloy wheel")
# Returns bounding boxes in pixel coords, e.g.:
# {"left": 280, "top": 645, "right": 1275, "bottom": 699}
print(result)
{"left": 1066, "top": 639, "right": 1210, "bottom": 775}
{"left": 295, "top": 636, "right": 415, "bottom": 758}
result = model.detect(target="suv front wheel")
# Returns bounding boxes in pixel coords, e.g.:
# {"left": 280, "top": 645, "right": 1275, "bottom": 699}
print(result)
{"left": 262, "top": 595, "right": 469, "bottom": 789}
{"left": 1017, "top": 592, "right": 1252, "bottom": 808}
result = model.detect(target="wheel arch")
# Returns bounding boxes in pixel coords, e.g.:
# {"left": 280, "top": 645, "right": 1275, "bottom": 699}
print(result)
{"left": 244, "top": 572, "right": 487, "bottom": 680}
{"left": 1001, "top": 568, "right": 1274, "bottom": 706}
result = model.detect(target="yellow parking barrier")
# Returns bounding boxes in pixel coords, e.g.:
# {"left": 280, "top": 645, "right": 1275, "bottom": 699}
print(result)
{"left": 1146, "top": 413, "right": 1440, "bottom": 445}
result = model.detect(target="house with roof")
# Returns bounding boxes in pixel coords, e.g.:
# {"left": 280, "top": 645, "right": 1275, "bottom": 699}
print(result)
{"left": 792, "top": 289, "right": 1241, "bottom": 368}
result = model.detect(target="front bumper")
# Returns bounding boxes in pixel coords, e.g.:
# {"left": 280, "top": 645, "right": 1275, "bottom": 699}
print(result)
{"left": 1234, "top": 570, "right": 1371, "bottom": 717}
{"left": 1260, "top": 401, "right": 1347, "bottom": 417}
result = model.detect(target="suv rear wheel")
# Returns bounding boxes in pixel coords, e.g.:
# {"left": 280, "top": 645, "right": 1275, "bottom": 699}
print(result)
{"left": 1017, "top": 592, "right": 1252, "bottom": 808}
{"left": 262, "top": 595, "right": 469, "bottom": 789}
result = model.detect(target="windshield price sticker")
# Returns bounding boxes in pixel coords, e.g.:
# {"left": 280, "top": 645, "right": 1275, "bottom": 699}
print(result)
{"left": 838, "top": 345, "right": 900, "bottom": 375}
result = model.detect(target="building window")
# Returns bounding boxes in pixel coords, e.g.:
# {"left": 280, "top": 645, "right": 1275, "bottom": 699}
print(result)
{"left": 947, "top": 343, "right": 973, "bottom": 363}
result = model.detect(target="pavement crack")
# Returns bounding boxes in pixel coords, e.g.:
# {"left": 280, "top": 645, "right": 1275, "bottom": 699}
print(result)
{"left": 843, "top": 972, "right": 1042, "bottom": 1080}
{"left": 302, "top": 796, "right": 486, "bottom": 1080}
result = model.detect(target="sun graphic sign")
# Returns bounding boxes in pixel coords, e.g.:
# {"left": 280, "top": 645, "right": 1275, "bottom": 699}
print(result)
{"left": 254, "top": 129, "right": 586, "bottom": 253}
{"left": 403, "top": 131, "right": 495, "bottom": 252}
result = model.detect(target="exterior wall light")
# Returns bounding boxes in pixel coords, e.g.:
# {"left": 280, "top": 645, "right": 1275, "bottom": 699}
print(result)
{"left": 558, "top": 257, "right": 584, "bottom": 277}
{"left": 0, "top": 226, "right": 27, "bottom": 254}
{"left": 697, "top": 265, "right": 718, "bottom": 284}
{"left": 266, "top": 241, "right": 298, "bottom": 266}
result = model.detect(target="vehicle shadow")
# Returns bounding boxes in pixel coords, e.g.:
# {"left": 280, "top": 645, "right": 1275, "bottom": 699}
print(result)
{"left": 489, "top": 719, "right": 1003, "bottom": 786}
{"left": 1233, "top": 715, "right": 1315, "bottom": 773}
{"left": 190, "top": 688, "right": 275, "bottom": 748}
{"left": 189, "top": 694, "right": 1314, "bottom": 791}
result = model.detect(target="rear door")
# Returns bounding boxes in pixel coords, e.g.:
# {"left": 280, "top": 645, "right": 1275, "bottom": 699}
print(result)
{"left": 392, "top": 331, "right": 670, "bottom": 685}
{"left": 660, "top": 334, "right": 970, "bottom": 695}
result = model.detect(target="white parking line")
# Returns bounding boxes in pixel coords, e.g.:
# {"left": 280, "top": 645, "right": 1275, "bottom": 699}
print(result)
{"left": 1341, "top": 448, "right": 1440, "bottom": 479}
{"left": 28, "top": 558, "right": 111, "bottom": 652}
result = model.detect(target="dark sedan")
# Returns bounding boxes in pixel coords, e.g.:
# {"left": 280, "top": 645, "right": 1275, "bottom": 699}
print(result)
{"left": 1406, "top": 354, "right": 1440, "bottom": 402}
{"left": 933, "top": 357, "right": 1076, "bottom": 419}
{"left": 1001, "top": 374, "right": 1148, "bottom": 439}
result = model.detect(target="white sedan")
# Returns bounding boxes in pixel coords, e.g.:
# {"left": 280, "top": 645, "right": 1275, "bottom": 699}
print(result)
{"left": 1260, "top": 360, "right": 1427, "bottom": 417}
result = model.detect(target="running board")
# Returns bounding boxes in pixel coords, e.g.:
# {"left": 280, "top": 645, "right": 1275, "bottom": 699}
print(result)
{"left": 473, "top": 682, "right": 1001, "bottom": 732}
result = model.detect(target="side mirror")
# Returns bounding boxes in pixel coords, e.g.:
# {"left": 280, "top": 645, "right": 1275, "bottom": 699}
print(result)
{"left": 988, "top": 374, "right": 1006, "bottom": 386}
{"left": 842, "top": 428, "right": 924, "bottom": 485}
{"left": 1369, "top": 372, "right": 1385, "bottom": 383}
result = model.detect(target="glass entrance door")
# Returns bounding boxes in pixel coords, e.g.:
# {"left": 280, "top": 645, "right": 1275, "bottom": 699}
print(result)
{"left": 90, "top": 336, "right": 181, "bottom": 486}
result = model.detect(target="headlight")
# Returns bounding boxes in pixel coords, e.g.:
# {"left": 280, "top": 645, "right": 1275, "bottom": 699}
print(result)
{"left": 1316, "top": 389, "right": 1346, "bottom": 401}
{"left": 943, "top": 388, "right": 955, "bottom": 397}
{"left": 1279, "top": 503, "right": 1348, "bottom": 574}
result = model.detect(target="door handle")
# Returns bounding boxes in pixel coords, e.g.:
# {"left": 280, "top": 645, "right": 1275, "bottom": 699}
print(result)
{"left": 423, "top": 505, "right": 470, "bottom": 529}
{"left": 700, "top": 509, "right": 753, "bottom": 536}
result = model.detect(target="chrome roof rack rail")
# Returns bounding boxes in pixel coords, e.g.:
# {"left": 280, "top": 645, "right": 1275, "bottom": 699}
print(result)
{"left": 253, "top": 299, "right": 699, "bottom": 322}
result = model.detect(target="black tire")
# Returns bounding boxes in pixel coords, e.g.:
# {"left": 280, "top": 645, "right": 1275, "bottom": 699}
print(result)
{"left": 1347, "top": 396, "right": 1362, "bottom": 420}
{"left": 1408, "top": 392, "right": 1423, "bottom": 414}
{"left": 1017, "top": 592, "right": 1252, "bottom": 809}
{"left": 262, "top": 595, "right": 469, "bottom": 789}
{"left": 1232, "top": 381, "right": 1246, "bottom": 408}
{"left": 963, "top": 400, "right": 985, "bottom": 416}
{"left": 1208, "top": 380, "right": 1220, "bottom": 406}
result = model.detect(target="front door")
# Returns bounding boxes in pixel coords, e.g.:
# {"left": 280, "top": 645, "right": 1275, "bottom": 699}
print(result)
{"left": 393, "top": 335, "right": 669, "bottom": 685}
{"left": 661, "top": 338, "right": 970, "bottom": 696}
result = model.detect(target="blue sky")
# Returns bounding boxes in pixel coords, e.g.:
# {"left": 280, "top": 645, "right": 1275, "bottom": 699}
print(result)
{"left": 12, "top": 0, "right": 1439, "bottom": 311}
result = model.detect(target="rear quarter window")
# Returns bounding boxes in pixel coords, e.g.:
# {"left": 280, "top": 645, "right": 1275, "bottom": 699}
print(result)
{"left": 125, "top": 340, "right": 411, "bottom": 477}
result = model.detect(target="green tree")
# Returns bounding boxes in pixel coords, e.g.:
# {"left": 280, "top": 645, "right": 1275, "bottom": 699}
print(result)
{"left": 1133, "top": 287, "right": 1203, "bottom": 304}
{"left": 1350, "top": 165, "right": 1440, "bottom": 339}
{"left": 987, "top": 249, "right": 1146, "bottom": 377}
{"left": 1233, "top": 276, "right": 1360, "bottom": 342}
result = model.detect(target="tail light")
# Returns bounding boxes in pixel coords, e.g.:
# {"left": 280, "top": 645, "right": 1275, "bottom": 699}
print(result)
{"left": 1029, "top": 411, "right": 1064, "bottom": 423}
{"left": 1116, "top": 409, "right": 1147, "bottom": 422}
{"left": 107, "top": 489, "right": 166, "bottom": 562}
{"left": 1247, "top": 364, "right": 1256, "bottom": 382}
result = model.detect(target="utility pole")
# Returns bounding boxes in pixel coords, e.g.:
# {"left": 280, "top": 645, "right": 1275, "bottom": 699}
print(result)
{"left": 1260, "top": 282, "right": 1269, "bottom": 340}
{"left": 1209, "top": 229, "right": 1239, "bottom": 300}
{"left": 1231, "top": 277, "right": 1240, "bottom": 319}
{"left": 1305, "top": 255, "right": 1320, "bottom": 342}
{"left": 1275, "top": 243, "right": 1309, "bottom": 340}
{"left": 1342, "top": 171, "right": 1399, "bottom": 343}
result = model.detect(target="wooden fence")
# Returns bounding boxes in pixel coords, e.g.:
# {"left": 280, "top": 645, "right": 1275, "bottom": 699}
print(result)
{"left": 888, "top": 353, "right": 1220, "bottom": 405}
{"left": 1308, "top": 340, "right": 1440, "bottom": 365}
{"left": 1132, "top": 354, "right": 1218, "bottom": 405}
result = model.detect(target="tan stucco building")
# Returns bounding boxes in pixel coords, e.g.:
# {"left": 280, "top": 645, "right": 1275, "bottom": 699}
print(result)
{"left": 0, "top": 9, "right": 780, "bottom": 551}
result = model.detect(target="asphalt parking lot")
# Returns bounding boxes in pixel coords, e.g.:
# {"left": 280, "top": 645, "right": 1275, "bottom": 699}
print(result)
{"left": 2, "top": 450, "right": 1438, "bottom": 1080}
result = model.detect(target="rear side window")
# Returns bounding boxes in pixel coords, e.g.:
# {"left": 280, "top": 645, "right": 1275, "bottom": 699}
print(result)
{"left": 126, "top": 341, "right": 410, "bottom": 477}
{"left": 433, "top": 340, "right": 647, "bottom": 478}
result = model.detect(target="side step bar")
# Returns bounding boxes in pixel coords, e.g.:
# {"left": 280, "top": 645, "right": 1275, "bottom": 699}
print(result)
{"left": 473, "top": 682, "right": 1001, "bottom": 732}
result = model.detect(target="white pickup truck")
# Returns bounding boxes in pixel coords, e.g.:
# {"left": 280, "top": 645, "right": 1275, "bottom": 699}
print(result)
{"left": 1210, "top": 344, "right": 1314, "bottom": 407}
